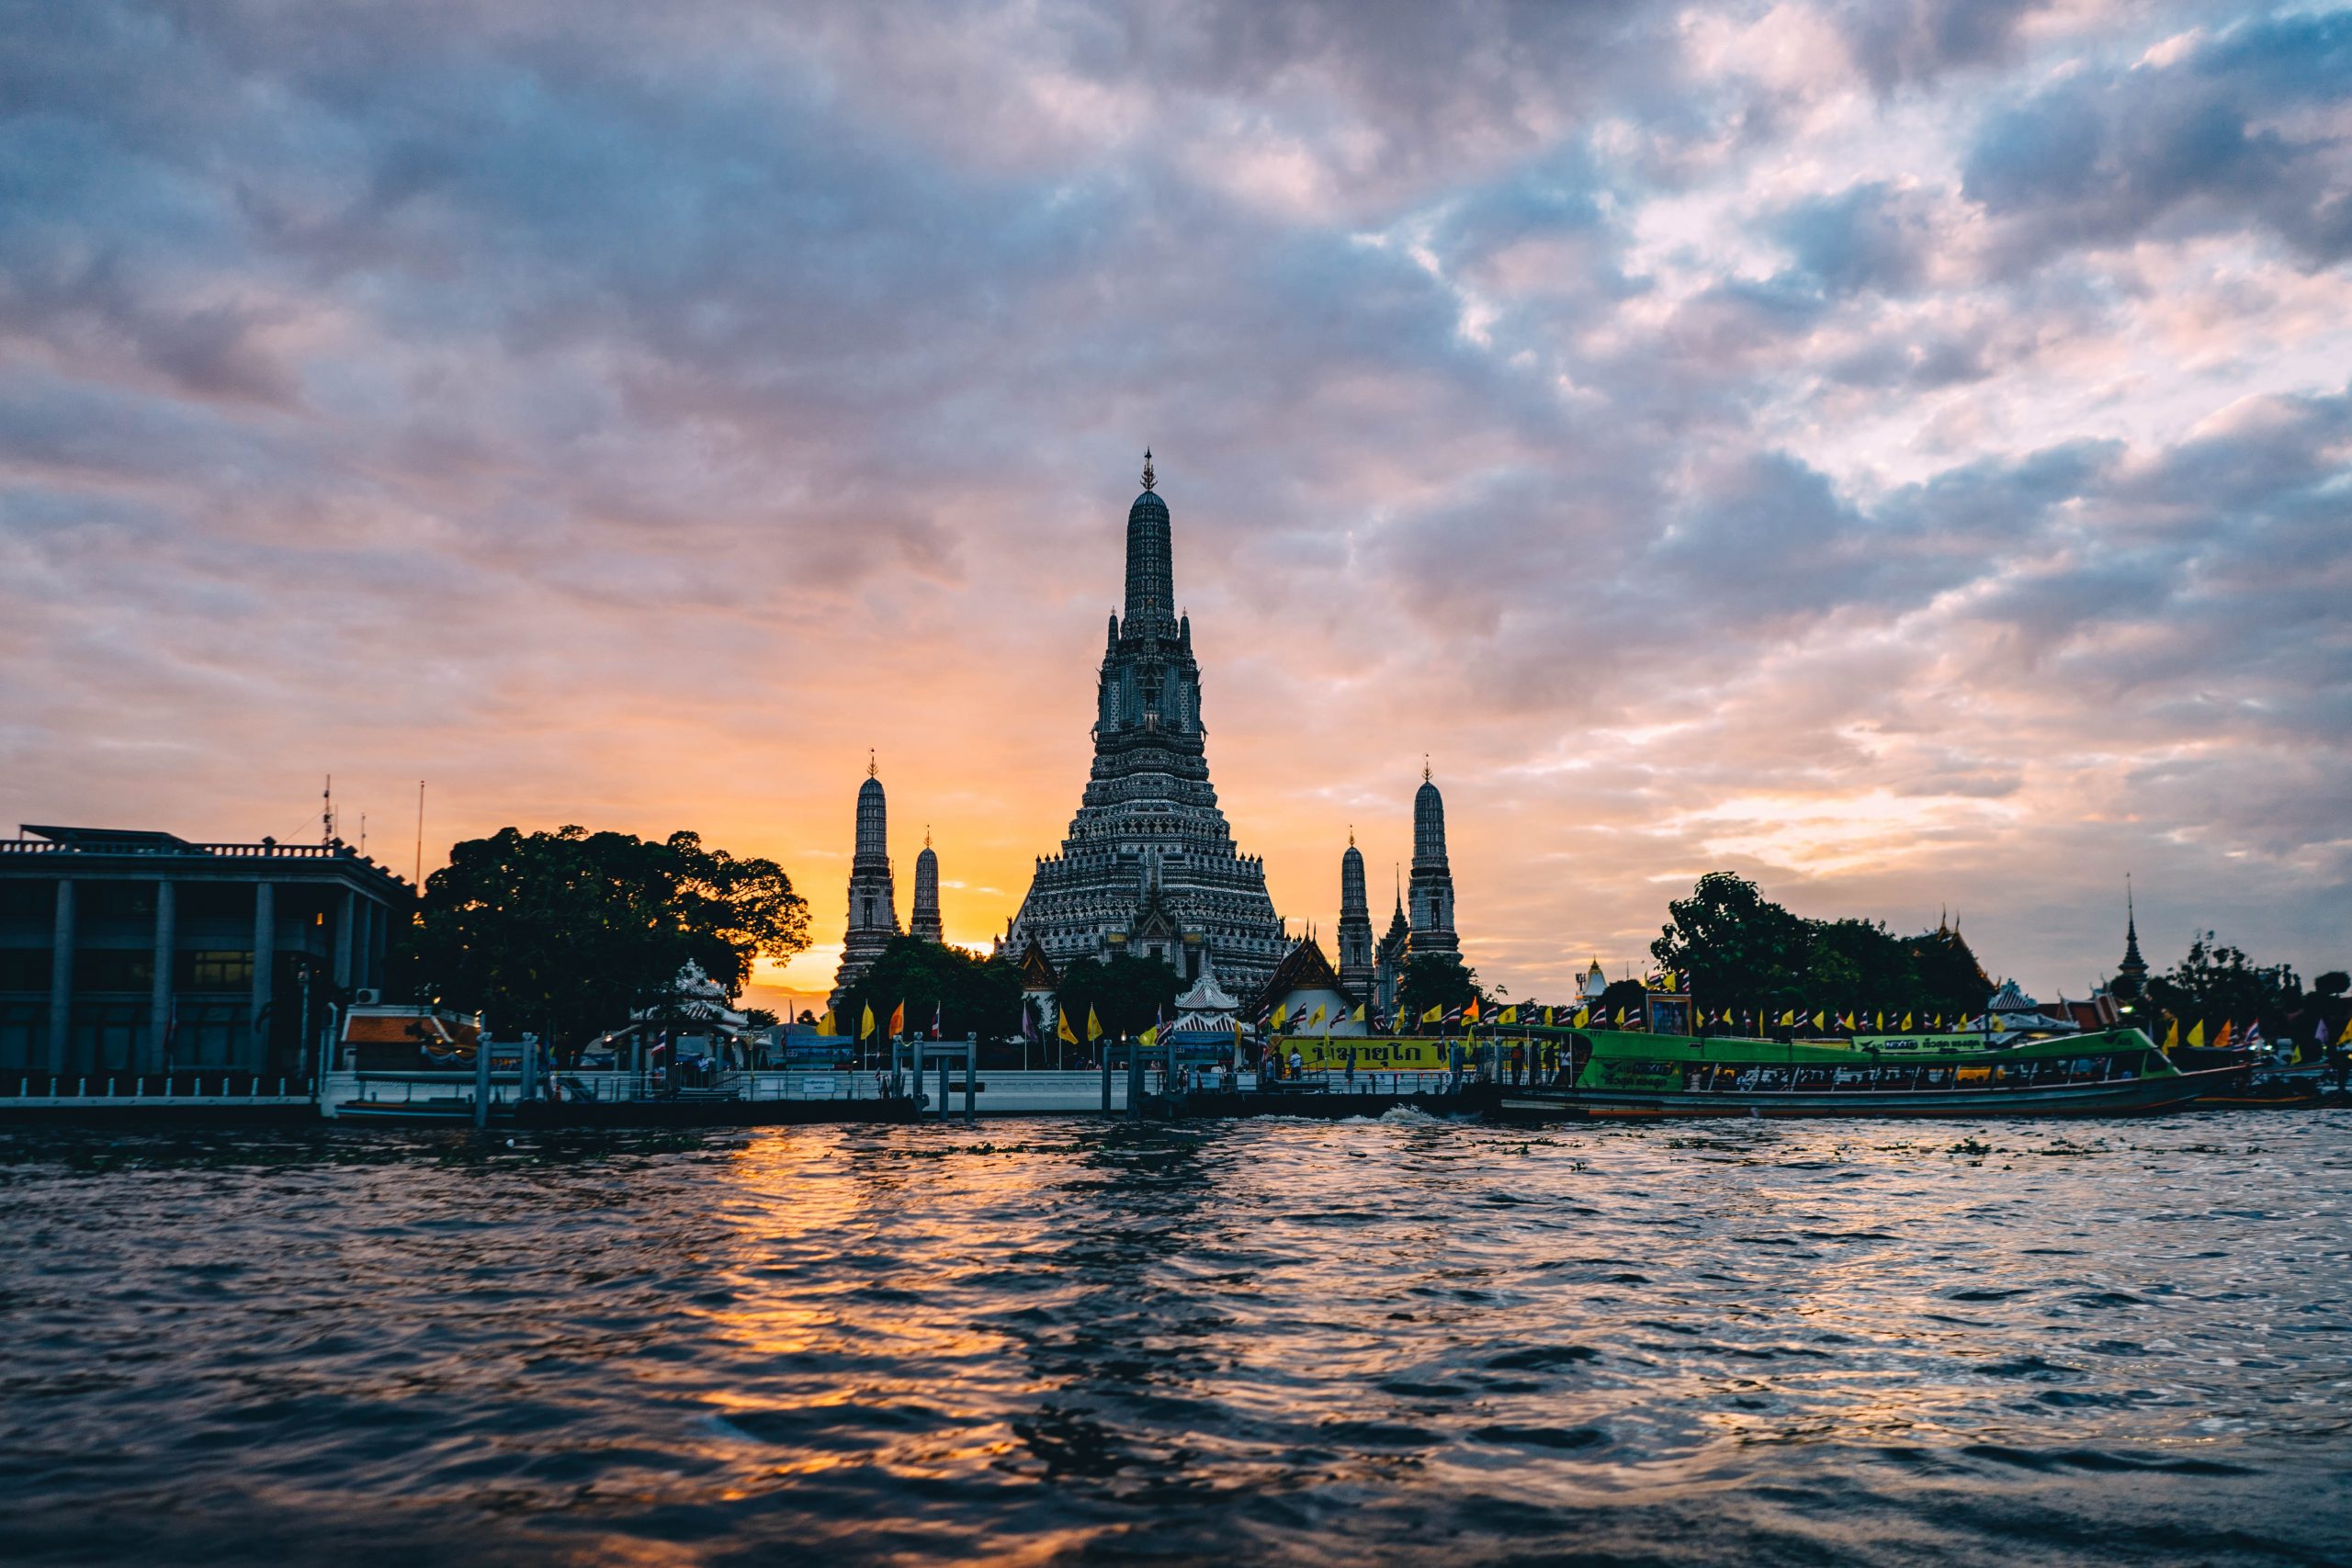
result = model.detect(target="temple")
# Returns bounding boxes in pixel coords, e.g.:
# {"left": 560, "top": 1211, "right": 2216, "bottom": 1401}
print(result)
{"left": 996, "top": 456, "right": 1288, "bottom": 996}
{"left": 831, "top": 755, "right": 900, "bottom": 1007}
{"left": 1335, "top": 830, "right": 1374, "bottom": 998}
{"left": 910, "top": 829, "right": 943, "bottom": 945}
{"left": 1407, "top": 763, "right": 1459, "bottom": 956}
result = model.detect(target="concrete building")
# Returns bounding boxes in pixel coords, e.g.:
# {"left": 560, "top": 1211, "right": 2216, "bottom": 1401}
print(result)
{"left": 0, "top": 825, "right": 413, "bottom": 1079}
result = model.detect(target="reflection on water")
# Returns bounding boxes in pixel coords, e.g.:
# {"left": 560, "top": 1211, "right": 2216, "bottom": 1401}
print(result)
{"left": 2, "top": 1111, "right": 2349, "bottom": 1565}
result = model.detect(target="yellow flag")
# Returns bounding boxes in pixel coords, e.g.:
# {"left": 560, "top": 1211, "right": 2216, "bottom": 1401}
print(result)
{"left": 1573, "top": 1006, "right": 1590, "bottom": 1027}
{"left": 1272, "top": 1001, "right": 1289, "bottom": 1031}
{"left": 2160, "top": 1019, "right": 2177, "bottom": 1051}
{"left": 1874, "top": 1011, "right": 1885, "bottom": 1030}
{"left": 1662, "top": 970, "right": 1678, "bottom": 991}
{"left": 1811, "top": 1011, "right": 1826, "bottom": 1031}
{"left": 1499, "top": 1005, "right": 1517, "bottom": 1024}
{"left": 1087, "top": 1007, "right": 1104, "bottom": 1043}
{"left": 1058, "top": 1010, "right": 1080, "bottom": 1046}
{"left": 1901, "top": 1012, "right": 1913, "bottom": 1030}
{"left": 860, "top": 1002, "right": 876, "bottom": 1040}
{"left": 2187, "top": 1021, "right": 2206, "bottom": 1049}
{"left": 1138, "top": 1021, "right": 1159, "bottom": 1048}
{"left": 1307, "top": 1003, "right": 1327, "bottom": 1032}
{"left": 1421, "top": 1003, "right": 1442, "bottom": 1023}
{"left": 1839, "top": 1012, "right": 1854, "bottom": 1030}
{"left": 2336, "top": 1015, "right": 2352, "bottom": 1046}
{"left": 1779, "top": 1009, "right": 1795, "bottom": 1027}
{"left": 818, "top": 1007, "right": 836, "bottom": 1036}
{"left": 1351, "top": 1001, "right": 1366, "bottom": 1023}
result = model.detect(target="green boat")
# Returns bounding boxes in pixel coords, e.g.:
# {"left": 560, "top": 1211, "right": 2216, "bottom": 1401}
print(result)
{"left": 1477, "top": 1027, "right": 2235, "bottom": 1120}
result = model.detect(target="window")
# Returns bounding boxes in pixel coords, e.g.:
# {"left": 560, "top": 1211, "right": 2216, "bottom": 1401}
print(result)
{"left": 0, "top": 949, "right": 49, "bottom": 991}
{"left": 74, "top": 949, "right": 153, "bottom": 992}
{"left": 180, "top": 951, "right": 254, "bottom": 991}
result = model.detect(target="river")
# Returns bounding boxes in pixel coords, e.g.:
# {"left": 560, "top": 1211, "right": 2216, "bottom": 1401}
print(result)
{"left": 3, "top": 1111, "right": 2347, "bottom": 1564}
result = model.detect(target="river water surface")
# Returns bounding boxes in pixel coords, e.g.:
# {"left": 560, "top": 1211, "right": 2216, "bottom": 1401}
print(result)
{"left": 3, "top": 1111, "right": 2348, "bottom": 1565}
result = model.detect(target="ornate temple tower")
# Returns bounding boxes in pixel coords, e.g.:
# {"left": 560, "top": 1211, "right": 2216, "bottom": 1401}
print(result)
{"left": 1407, "top": 763, "right": 1459, "bottom": 957}
{"left": 998, "top": 454, "right": 1287, "bottom": 995}
{"left": 1336, "top": 830, "right": 1374, "bottom": 997}
{"left": 2112, "top": 879, "right": 2149, "bottom": 1002}
{"left": 831, "top": 755, "right": 900, "bottom": 1005}
{"left": 910, "top": 829, "right": 943, "bottom": 945}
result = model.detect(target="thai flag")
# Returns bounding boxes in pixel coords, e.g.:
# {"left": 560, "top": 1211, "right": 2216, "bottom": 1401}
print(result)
{"left": 931, "top": 1002, "right": 943, "bottom": 1040}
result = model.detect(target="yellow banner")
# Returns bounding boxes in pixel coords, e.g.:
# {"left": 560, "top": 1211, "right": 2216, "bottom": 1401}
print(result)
{"left": 1287, "top": 1036, "right": 1457, "bottom": 1070}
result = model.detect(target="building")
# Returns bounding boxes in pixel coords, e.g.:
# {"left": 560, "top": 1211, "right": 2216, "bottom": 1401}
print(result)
{"left": 831, "top": 757, "right": 900, "bottom": 1007}
{"left": 1251, "top": 937, "right": 1365, "bottom": 1037}
{"left": 1407, "top": 765, "right": 1459, "bottom": 957}
{"left": 1335, "top": 832, "right": 1374, "bottom": 998}
{"left": 996, "top": 455, "right": 1288, "bottom": 995}
{"left": 910, "top": 829, "right": 943, "bottom": 944}
{"left": 0, "top": 824, "right": 412, "bottom": 1078}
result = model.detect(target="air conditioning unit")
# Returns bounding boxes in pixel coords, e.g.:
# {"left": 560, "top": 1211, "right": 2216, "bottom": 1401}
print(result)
{"left": 353, "top": 988, "right": 381, "bottom": 1005}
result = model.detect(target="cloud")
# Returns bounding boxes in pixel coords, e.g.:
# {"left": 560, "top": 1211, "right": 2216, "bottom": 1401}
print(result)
{"left": 1963, "top": 10, "right": 2352, "bottom": 267}
{"left": 1, "top": 0, "right": 2347, "bottom": 1005}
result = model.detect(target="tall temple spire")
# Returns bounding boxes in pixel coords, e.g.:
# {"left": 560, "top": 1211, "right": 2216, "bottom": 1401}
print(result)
{"left": 911, "top": 826, "right": 943, "bottom": 945}
{"left": 832, "top": 758, "right": 900, "bottom": 1004}
{"left": 1408, "top": 766, "right": 1459, "bottom": 955}
{"left": 1000, "top": 462, "right": 1285, "bottom": 994}
{"left": 2115, "top": 874, "right": 2148, "bottom": 998}
{"left": 1338, "top": 832, "right": 1374, "bottom": 994}
{"left": 1123, "top": 452, "right": 1175, "bottom": 637}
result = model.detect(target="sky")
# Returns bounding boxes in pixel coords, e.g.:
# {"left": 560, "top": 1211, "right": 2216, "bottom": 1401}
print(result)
{"left": 3, "top": 1, "right": 2348, "bottom": 1012}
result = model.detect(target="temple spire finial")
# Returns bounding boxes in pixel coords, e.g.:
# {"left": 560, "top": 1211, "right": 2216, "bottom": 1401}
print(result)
{"left": 1141, "top": 447, "right": 1156, "bottom": 492}
{"left": 1423, "top": 753, "right": 1431, "bottom": 784}
{"left": 1349, "top": 824, "right": 1355, "bottom": 848}
{"left": 867, "top": 749, "right": 876, "bottom": 780}
{"left": 925, "top": 824, "right": 932, "bottom": 850}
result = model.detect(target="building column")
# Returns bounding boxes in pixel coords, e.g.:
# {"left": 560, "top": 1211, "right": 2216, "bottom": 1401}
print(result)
{"left": 46, "top": 878, "right": 74, "bottom": 1077}
{"left": 334, "top": 888, "right": 355, "bottom": 993}
{"left": 149, "top": 880, "right": 175, "bottom": 1074}
{"left": 250, "top": 881, "right": 276, "bottom": 1073}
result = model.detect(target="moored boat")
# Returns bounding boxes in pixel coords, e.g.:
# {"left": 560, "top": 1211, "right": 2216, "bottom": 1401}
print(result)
{"left": 1478, "top": 1026, "right": 2235, "bottom": 1120}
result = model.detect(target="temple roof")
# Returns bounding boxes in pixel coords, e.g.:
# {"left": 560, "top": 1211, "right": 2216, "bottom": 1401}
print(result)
{"left": 1248, "top": 936, "right": 1348, "bottom": 1015}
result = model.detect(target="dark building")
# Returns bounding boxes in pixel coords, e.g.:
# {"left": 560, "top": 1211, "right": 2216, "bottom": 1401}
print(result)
{"left": 0, "top": 826, "right": 413, "bottom": 1079}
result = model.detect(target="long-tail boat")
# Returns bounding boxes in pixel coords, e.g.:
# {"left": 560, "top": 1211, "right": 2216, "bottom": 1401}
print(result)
{"left": 1478, "top": 1027, "right": 2235, "bottom": 1120}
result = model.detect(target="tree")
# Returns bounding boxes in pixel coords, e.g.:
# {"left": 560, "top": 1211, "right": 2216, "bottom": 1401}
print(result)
{"left": 741, "top": 1008, "right": 780, "bottom": 1030}
{"left": 1052, "top": 952, "right": 1182, "bottom": 1040}
{"left": 834, "top": 936, "right": 1023, "bottom": 1046}
{"left": 2314, "top": 972, "right": 2348, "bottom": 998}
{"left": 1650, "top": 872, "right": 1813, "bottom": 1014}
{"left": 404, "top": 825, "right": 809, "bottom": 1063}
{"left": 1397, "top": 953, "right": 1486, "bottom": 1023}
{"left": 2146, "top": 933, "right": 2302, "bottom": 1035}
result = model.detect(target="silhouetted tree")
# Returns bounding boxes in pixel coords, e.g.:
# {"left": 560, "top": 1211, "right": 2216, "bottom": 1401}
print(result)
{"left": 405, "top": 825, "right": 809, "bottom": 1064}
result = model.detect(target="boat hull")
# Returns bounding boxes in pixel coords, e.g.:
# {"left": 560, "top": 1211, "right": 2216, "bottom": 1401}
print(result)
{"left": 1478, "top": 1066, "right": 2240, "bottom": 1121}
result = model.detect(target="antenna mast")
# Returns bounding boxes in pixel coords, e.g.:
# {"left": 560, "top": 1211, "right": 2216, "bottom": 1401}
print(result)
{"left": 413, "top": 781, "right": 425, "bottom": 887}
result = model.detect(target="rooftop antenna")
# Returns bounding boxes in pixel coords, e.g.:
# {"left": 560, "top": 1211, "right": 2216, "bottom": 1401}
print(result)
{"left": 414, "top": 781, "right": 425, "bottom": 887}
{"left": 359, "top": 813, "right": 366, "bottom": 856}
{"left": 322, "top": 774, "right": 334, "bottom": 845}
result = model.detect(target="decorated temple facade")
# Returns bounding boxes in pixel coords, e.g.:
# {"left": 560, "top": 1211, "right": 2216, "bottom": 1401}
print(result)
{"left": 996, "top": 457, "right": 1289, "bottom": 996}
